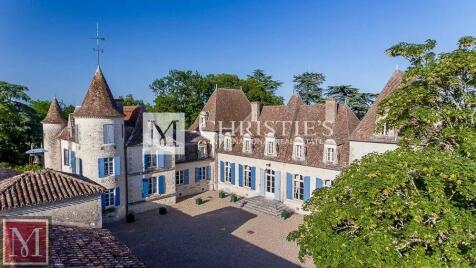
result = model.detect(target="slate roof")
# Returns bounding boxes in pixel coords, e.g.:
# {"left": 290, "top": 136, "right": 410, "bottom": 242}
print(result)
{"left": 50, "top": 225, "right": 145, "bottom": 267}
{"left": 216, "top": 94, "right": 360, "bottom": 170}
{"left": 42, "top": 97, "right": 67, "bottom": 124}
{"left": 350, "top": 70, "right": 403, "bottom": 144}
{"left": 189, "top": 89, "right": 251, "bottom": 131}
{"left": 74, "top": 66, "right": 123, "bottom": 118}
{"left": 0, "top": 169, "right": 105, "bottom": 212}
{"left": 0, "top": 168, "right": 19, "bottom": 180}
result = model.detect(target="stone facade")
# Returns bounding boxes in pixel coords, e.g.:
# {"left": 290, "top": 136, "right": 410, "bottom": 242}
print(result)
{"left": 175, "top": 159, "right": 215, "bottom": 197}
{"left": 43, "top": 123, "right": 66, "bottom": 170}
{"left": 349, "top": 141, "right": 398, "bottom": 163}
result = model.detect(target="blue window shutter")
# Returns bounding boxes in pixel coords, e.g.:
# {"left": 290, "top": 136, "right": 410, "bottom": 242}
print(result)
{"left": 238, "top": 164, "right": 243, "bottom": 187}
{"left": 158, "top": 151, "right": 165, "bottom": 168}
{"left": 220, "top": 161, "right": 224, "bottom": 182}
{"left": 250, "top": 167, "right": 256, "bottom": 190}
{"left": 286, "top": 173, "right": 293, "bottom": 200}
{"left": 114, "top": 156, "right": 121, "bottom": 176}
{"left": 144, "top": 154, "right": 149, "bottom": 170}
{"left": 260, "top": 169, "right": 265, "bottom": 195}
{"left": 142, "top": 177, "right": 149, "bottom": 198}
{"left": 304, "top": 176, "right": 311, "bottom": 201}
{"left": 195, "top": 168, "right": 200, "bottom": 183}
{"left": 230, "top": 163, "right": 235, "bottom": 185}
{"left": 159, "top": 176, "right": 166, "bottom": 194}
{"left": 206, "top": 166, "right": 211, "bottom": 180}
{"left": 184, "top": 169, "right": 189, "bottom": 184}
{"left": 316, "top": 178, "right": 323, "bottom": 189}
{"left": 115, "top": 187, "right": 121, "bottom": 206}
{"left": 274, "top": 171, "right": 281, "bottom": 201}
{"left": 101, "top": 192, "right": 106, "bottom": 209}
{"left": 71, "top": 151, "right": 76, "bottom": 174}
{"left": 98, "top": 158, "right": 105, "bottom": 178}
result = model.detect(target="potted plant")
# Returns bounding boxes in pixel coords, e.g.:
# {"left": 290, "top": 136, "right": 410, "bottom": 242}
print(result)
{"left": 159, "top": 207, "right": 167, "bottom": 215}
{"left": 230, "top": 194, "right": 238, "bottom": 203}
{"left": 195, "top": 197, "right": 204, "bottom": 205}
{"left": 281, "top": 210, "right": 292, "bottom": 220}
{"left": 126, "top": 213, "right": 135, "bottom": 223}
{"left": 219, "top": 191, "right": 226, "bottom": 198}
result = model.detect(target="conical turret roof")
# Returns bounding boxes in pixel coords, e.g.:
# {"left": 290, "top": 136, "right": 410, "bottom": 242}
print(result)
{"left": 42, "top": 97, "right": 67, "bottom": 124}
{"left": 74, "top": 66, "right": 123, "bottom": 118}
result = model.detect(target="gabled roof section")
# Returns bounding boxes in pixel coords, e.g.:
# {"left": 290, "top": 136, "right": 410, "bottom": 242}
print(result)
{"left": 74, "top": 66, "right": 123, "bottom": 118}
{"left": 42, "top": 97, "right": 67, "bottom": 124}
{"left": 350, "top": 69, "right": 404, "bottom": 143}
{"left": 189, "top": 89, "right": 251, "bottom": 131}
{"left": 0, "top": 169, "right": 105, "bottom": 212}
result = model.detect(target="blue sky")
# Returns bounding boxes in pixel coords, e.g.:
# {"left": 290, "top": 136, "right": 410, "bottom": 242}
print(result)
{"left": 1, "top": 0, "right": 475, "bottom": 105}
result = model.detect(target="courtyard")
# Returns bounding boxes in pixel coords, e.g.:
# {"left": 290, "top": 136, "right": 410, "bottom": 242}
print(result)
{"left": 106, "top": 191, "right": 314, "bottom": 268}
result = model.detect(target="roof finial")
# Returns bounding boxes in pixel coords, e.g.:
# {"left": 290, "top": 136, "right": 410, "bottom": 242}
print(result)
{"left": 395, "top": 64, "right": 399, "bottom": 70}
{"left": 92, "top": 23, "right": 105, "bottom": 66}
{"left": 215, "top": 84, "right": 218, "bottom": 91}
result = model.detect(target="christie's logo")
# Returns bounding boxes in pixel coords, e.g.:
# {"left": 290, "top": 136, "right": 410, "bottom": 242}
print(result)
{"left": 2, "top": 218, "right": 49, "bottom": 266}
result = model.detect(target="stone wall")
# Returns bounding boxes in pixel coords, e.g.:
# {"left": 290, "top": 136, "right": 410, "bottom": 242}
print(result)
{"left": 43, "top": 123, "right": 65, "bottom": 170}
{"left": 175, "top": 159, "right": 214, "bottom": 198}
{"left": 349, "top": 141, "right": 398, "bottom": 163}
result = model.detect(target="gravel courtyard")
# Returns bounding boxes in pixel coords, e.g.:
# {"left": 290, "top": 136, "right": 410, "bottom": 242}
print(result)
{"left": 106, "top": 191, "right": 314, "bottom": 268}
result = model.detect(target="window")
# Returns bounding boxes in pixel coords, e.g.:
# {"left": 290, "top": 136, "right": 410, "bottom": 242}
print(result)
{"left": 63, "top": 149, "right": 70, "bottom": 166}
{"left": 265, "top": 169, "right": 275, "bottom": 193}
{"left": 148, "top": 177, "right": 158, "bottom": 195}
{"left": 244, "top": 139, "right": 252, "bottom": 153}
{"left": 176, "top": 153, "right": 185, "bottom": 161}
{"left": 199, "top": 167, "right": 206, "bottom": 180}
{"left": 75, "top": 124, "right": 79, "bottom": 143}
{"left": 176, "top": 170, "right": 184, "bottom": 185}
{"left": 145, "top": 154, "right": 157, "bottom": 169}
{"left": 104, "top": 157, "right": 114, "bottom": 176}
{"left": 324, "top": 180, "right": 332, "bottom": 187}
{"left": 293, "top": 174, "right": 304, "bottom": 200}
{"left": 326, "top": 147, "right": 335, "bottom": 162}
{"left": 243, "top": 165, "right": 251, "bottom": 187}
{"left": 324, "top": 139, "right": 337, "bottom": 164}
{"left": 104, "top": 189, "right": 115, "bottom": 208}
{"left": 225, "top": 162, "right": 231, "bottom": 183}
{"left": 199, "top": 112, "right": 208, "bottom": 128}
{"left": 224, "top": 136, "right": 232, "bottom": 151}
{"left": 103, "top": 124, "right": 115, "bottom": 145}
{"left": 198, "top": 142, "right": 207, "bottom": 158}
{"left": 265, "top": 133, "right": 276, "bottom": 156}
{"left": 266, "top": 141, "right": 275, "bottom": 155}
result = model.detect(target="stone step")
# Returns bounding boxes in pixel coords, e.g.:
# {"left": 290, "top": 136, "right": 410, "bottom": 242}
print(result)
{"left": 233, "top": 196, "right": 289, "bottom": 217}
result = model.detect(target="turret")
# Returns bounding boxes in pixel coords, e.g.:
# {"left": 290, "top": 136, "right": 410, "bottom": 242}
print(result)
{"left": 42, "top": 97, "right": 67, "bottom": 170}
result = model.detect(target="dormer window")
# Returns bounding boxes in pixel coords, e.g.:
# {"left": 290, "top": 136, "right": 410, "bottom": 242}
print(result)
{"left": 224, "top": 134, "right": 232, "bottom": 151}
{"left": 293, "top": 137, "right": 305, "bottom": 161}
{"left": 243, "top": 134, "right": 252, "bottom": 153}
{"left": 265, "top": 133, "right": 277, "bottom": 157}
{"left": 324, "top": 139, "right": 337, "bottom": 164}
{"left": 199, "top": 112, "right": 208, "bottom": 129}
{"left": 198, "top": 141, "right": 208, "bottom": 158}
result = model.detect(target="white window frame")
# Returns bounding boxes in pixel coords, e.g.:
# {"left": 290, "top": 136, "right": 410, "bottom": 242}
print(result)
{"left": 199, "top": 112, "right": 208, "bottom": 128}
{"left": 225, "top": 162, "right": 231, "bottom": 183}
{"left": 293, "top": 137, "right": 305, "bottom": 161}
{"left": 104, "top": 189, "right": 115, "bottom": 208}
{"left": 146, "top": 153, "right": 157, "bottom": 169}
{"left": 243, "top": 134, "right": 252, "bottom": 153}
{"left": 176, "top": 170, "right": 184, "bottom": 185}
{"left": 265, "top": 133, "right": 277, "bottom": 157}
{"left": 324, "top": 180, "right": 332, "bottom": 187}
{"left": 63, "top": 149, "right": 70, "bottom": 166}
{"left": 198, "top": 142, "right": 207, "bottom": 158}
{"left": 104, "top": 157, "right": 114, "bottom": 176}
{"left": 324, "top": 139, "right": 337, "bottom": 164}
{"left": 293, "top": 174, "right": 304, "bottom": 201}
{"left": 103, "top": 124, "right": 115, "bottom": 145}
{"left": 243, "top": 165, "right": 251, "bottom": 187}
{"left": 224, "top": 136, "right": 232, "bottom": 151}
{"left": 148, "top": 177, "right": 158, "bottom": 195}
{"left": 265, "top": 169, "right": 275, "bottom": 193}
{"left": 199, "top": 167, "right": 207, "bottom": 180}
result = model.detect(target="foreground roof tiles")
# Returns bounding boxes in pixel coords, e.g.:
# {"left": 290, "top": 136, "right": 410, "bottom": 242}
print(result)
{"left": 50, "top": 225, "right": 145, "bottom": 267}
{"left": 0, "top": 169, "right": 105, "bottom": 212}
{"left": 42, "top": 97, "right": 67, "bottom": 124}
{"left": 74, "top": 66, "right": 123, "bottom": 118}
{"left": 350, "top": 70, "right": 403, "bottom": 143}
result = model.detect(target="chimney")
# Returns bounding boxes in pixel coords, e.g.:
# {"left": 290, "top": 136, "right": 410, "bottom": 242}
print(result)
{"left": 115, "top": 99, "right": 124, "bottom": 113}
{"left": 325, "top": 99, "right": 337, "bottom": 123}
{"left": 251, "top": 102, "right": 262, "bottom": 121}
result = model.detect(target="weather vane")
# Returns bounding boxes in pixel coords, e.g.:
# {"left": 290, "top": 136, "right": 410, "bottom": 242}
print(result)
{"left": 92, "top": 23, "right": 105, "bottom": 66}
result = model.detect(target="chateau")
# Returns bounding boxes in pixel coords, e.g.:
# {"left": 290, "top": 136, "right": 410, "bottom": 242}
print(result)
{"left": 42, "top": 66, "right": 402, "bottom": 221}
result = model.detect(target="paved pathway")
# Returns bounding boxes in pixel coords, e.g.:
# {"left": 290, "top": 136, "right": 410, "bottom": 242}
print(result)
{"left": 106, "top": 191, "right": 314, "bottom": 268}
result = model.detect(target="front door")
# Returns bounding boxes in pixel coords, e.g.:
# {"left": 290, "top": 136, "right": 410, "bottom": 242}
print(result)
{"left": 265, "top": 169, "right": 275, "bottom": 198}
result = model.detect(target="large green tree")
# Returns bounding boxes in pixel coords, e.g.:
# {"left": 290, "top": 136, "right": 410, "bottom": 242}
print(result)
{"left": 326, "top": 85, "right": 377, "bottom": 119}
{"left": 293, "top": 72, "right": 325, "bottom": 104}
{"left": 117, "top": 94, "right": 145, "bottom": 106}
{"left": 289, "top": 148, "right": 476, "bottom": 267}
{"left": 381, "top": 37, "right": 476, "bottom": 159}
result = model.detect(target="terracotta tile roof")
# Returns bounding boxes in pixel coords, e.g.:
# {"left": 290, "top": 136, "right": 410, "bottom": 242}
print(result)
{"left": 177, "top": 131, "right": 212, "bottom": 163}
{"left": 74, "top": 67, "right": 123, "bottom": 118}
{"left": 123, "top": 105, "right": 141, "bottom": 124}
{"left": 0, "top": 169, "right": 105, "bottom": 212}
{"left": 0, "top": 168, "right": 19, "bottom": 180}
{"left": 42, "top": 97, "right": 67, "bottom": 124}
{"left": 56, "top": 126, "right": 76, "bottom": 142}
{"left": 217, "top": 95, "right": 360, "bottom": 169}
{"left": 350, "top": 70, "right": 403, "bottom": 143}
{"left": 189, "top": 89, "right": 251, "bottom": 131}
{"left": 50, "top": 225, "right": 145, "bottom": 267}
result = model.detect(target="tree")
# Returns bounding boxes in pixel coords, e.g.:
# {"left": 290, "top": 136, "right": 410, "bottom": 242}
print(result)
{"left": 0, "top": 81, "right": 36, "bottom": 164}
{"left": 326, "top": 85, "right": 377, "bottom": 119}
{"left": 288, "top": 148, "right": 476, "bottom": 267}
{"left": 243, "top": 69, "right": 284, "bottom": 105}
{"left": 117, "top": 94, "right": 145, "bottom": 106}
{"left": 293, "top": 72, "right": 325, "bottom": 104}
{"left": 381, "top": 37, "right": 476, "bottom": 158}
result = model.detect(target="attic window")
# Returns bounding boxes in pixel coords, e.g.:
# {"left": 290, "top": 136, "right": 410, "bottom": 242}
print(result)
{"left": 324, "top": 139, "right": 337, "bottom": 164}
{"left": 243, "top": 134, "right": 252, "bottom": 153}
{"left": 199, "top": 112, "right": 208, "bottom": 129}
{"left": 293, "top": 137, "right": 305, "bottom": 161}
{"left": 265, "top": 133, "right": 277, "bottom": 157}
{"left": 198, "top": 141, "right": 208, "bottom": 158}
{"left": 224, "top": 134, "right": 232, "bottom": 151}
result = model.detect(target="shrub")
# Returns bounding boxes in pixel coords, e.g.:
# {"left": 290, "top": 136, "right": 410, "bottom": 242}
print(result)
{"left": 218, "top": 191, "right": 226, "bottom": 198}
{"left": 159, "top": 207, "right": 167, "bottom": 215}
{"left": 230, "top": 194, "right": 238, "bottom": 203}
{"left": 281, "top": 210, "right": 291, "bottom": 220}
{"left": 195, "top": 197, "right": 204, "bottom": 205}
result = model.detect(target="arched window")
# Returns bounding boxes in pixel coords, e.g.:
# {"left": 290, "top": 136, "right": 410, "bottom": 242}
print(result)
{"left": 243, "top": 133, "right": 252, "bottom": 153}
{"left": 224, "top": 133, "right": 232, "bottom": 151}
{"left": 293, "top": 137, "right": 305, "bottom": 161}
{"left": 265, "top": 133, "right": 277, "bottom": 157}
{"left": 198, "top": 141, "right": 208, "bottom": 158}
{"left": 324, "top": 139, "right": 337, "bottom": 164}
